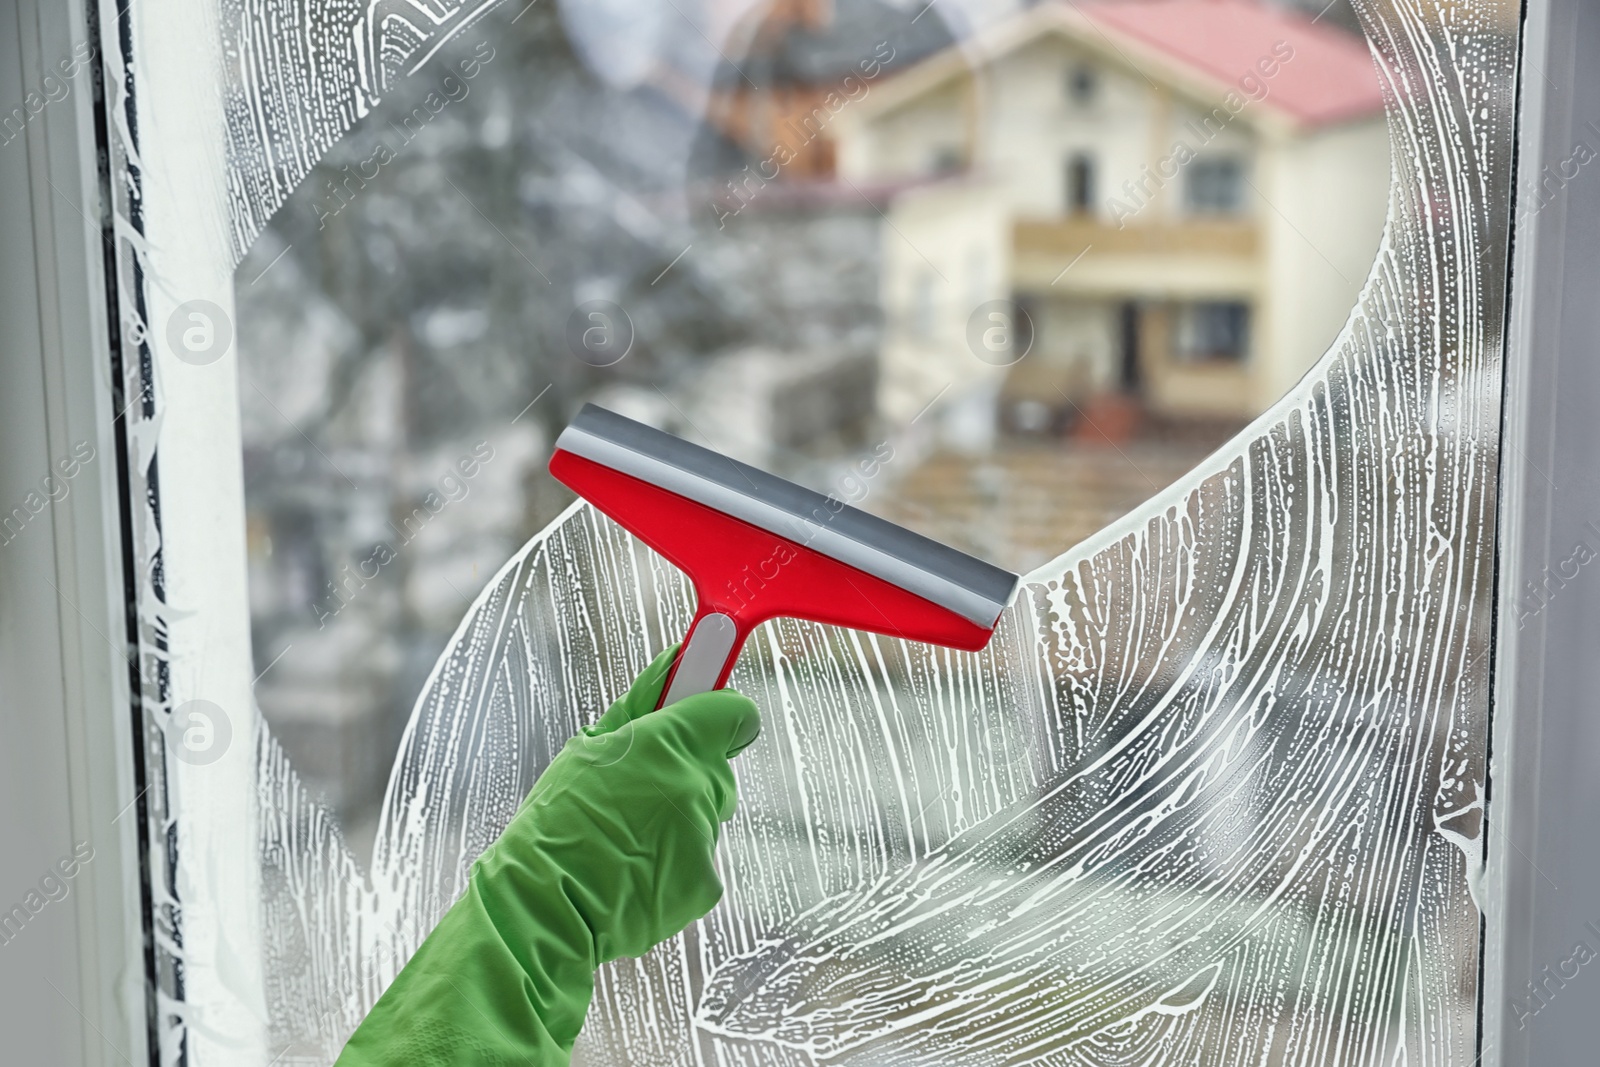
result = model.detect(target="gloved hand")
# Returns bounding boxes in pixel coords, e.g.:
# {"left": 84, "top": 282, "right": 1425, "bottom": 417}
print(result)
{"left": 336, "top": 646, "right": 761, "bottom": 1066}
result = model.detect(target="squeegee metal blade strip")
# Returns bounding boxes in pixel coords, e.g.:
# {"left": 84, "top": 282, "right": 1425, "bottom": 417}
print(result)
{"left": 556, "top": 414, "right": 1017, "bottom": 628}
{"left": 559, "top": 406, "right": 1019, "bottom": 608}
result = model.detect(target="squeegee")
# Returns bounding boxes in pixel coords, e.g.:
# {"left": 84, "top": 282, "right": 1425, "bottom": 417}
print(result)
{"left": 549, "top": 404, "right": 1020, "bottom": 706}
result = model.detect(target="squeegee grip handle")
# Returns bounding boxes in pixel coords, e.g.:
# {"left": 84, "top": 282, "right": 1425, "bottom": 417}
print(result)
{"left": 657, "top": 612, "right": 741, "bottom": 708}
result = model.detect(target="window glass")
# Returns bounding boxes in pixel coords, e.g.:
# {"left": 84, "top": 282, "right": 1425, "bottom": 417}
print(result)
{"left": 1066, "top": 152, "right": 1096, "bottom": 213}
{"left": 142, "top": 0, "right": 1519, "bottom": 1060}
{"left": 1066, "top": 63, "right": 1098, "bottom": 107}
{"left": 929, "top": 145, "right": 966, "bottom": 174}
{"left": 1185, "top": 156, "right": 1246, "bottom": 214}
{"left": 1177, "top": 300, "right": 1251, "bottom": 361}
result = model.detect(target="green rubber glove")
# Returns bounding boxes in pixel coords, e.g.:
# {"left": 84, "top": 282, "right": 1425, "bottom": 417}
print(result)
{"left": 336, "top": 646, "right": 761, "bottom": 1066}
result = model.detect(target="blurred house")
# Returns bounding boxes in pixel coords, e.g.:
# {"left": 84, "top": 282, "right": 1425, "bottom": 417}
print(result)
{"left": 830, "top": 0, "right": 1390, "bottom": 431}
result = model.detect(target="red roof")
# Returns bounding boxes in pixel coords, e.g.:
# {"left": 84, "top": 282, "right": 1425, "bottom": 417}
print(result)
{"left": 1079, "top": 0, "right": 1386, "bottom": 126}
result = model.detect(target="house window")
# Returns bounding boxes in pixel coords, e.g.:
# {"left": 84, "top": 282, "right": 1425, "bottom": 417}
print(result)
{"left": 1177, "top": 301, "right": 1250, "bottom": 361}
{"left": 1066, "top": 62, "right": 1098, "bottom": 106}
{"left": 912, "top": 269, "right": 939, "bottom": 339}
{"left": 1066, "top": 153, "right": 1096, "bottom": 214}
{"left": 1185, "top": 156, "right": 1245, "bottom": 214}
{"left": 929, "top": 145, "right": 964, "bottom": 175}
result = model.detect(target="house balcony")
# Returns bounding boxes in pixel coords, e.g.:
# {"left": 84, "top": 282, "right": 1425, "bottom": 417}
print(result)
{"left": 1011, "top": 216, "right": 1262, "bottom": 296}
